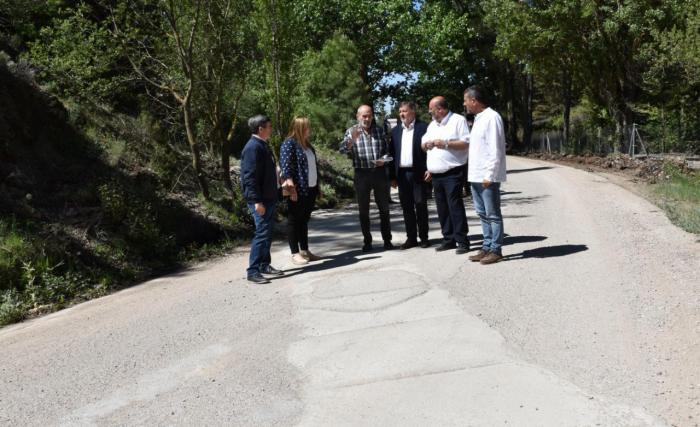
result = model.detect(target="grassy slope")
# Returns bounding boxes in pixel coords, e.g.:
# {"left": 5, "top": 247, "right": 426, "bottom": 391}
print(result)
{"left": 648, "top": 163, "right": 700, "bottom": 234}
{"left": 0, "top": 67, "right": 354, "bottom": 326}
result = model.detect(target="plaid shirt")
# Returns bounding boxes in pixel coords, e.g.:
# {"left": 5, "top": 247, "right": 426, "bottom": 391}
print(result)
{"left": 339, "top": 124, "right": 388, "bottom": 169}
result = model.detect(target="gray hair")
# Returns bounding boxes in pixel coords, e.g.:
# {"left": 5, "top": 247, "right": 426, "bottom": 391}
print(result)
{"left": 464, "top": 85, "right": 489, "bottom": 106}
{"left": 248, "top": 114, "right": 271, "bottom": 134}
{"left": 399, "top": 101, "right": 416, "bottom": 111}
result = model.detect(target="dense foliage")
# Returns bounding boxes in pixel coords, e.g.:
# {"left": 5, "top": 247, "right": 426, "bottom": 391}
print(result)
{"left": 0, "top": 0, "right": 698, "bottom": 324}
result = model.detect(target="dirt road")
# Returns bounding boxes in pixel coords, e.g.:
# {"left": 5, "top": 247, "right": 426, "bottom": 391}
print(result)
{"left": 1, "top": 156, "right": 697, "bottom": 426}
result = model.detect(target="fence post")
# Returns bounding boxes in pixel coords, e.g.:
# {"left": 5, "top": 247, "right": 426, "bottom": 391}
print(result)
{"left": 629, "top": 123, "right": 636, "bottom": 157}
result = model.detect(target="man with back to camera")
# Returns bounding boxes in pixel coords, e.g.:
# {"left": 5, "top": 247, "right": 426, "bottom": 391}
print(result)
{"left": 240, "top": 114, "right": 284, "bottom": 284}
{"left": 421, "top": 96, "right": 471, "bottom": 254}
{"left": 463, "top": 85, "right": 507, "bottom": 265}
{"left": 340, "top": 104, "right": 394, "bottom": 252}
{"left": 389, "top": 101, "right": 431, "bottom": 249}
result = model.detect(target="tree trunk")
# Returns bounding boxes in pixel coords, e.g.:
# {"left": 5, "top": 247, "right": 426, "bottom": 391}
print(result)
{"left": 183, "top": 94, "right": 210, "bottom": 199}
{"left": 221, "top": 136, "right": 234, "bottom": 195}
{"left": 562, "top": 69, "right": 572, "bottom": 150}
{"left": 222, "top": 87, "right": 245, "bottom": 197}
{"left": 522, "top": 72, "right": 533, "bottom": 151}
{"left": 506, "top": 65, "right": 520, "bottom": 148}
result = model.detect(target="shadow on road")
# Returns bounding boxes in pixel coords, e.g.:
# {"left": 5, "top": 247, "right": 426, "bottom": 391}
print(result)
{"left": 500, "top": 194, "right": 550, "bottom": 207}
{"left": 507, "top": 166, "right": 554, "bottom": 174}
{"left": 502, "top": 244, "right": 588, "bottom": 261}
{"left": 469, "top": 234, "right": 548, "bottom": 249}
{"left": 274, "top": 250, "right": 381, "bottom": 279}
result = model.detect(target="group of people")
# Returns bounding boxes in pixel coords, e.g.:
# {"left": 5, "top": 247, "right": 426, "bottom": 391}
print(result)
{"left": 240, "top": 85, "right": 507, "bottom": 284}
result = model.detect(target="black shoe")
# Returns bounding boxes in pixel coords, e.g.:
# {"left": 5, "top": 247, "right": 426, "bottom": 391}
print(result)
{"left": 455, "top": 243, "right": 470, "bottom": 255}
{"left": 400, "top": 240, "right": 417, "bottom": 250}
{"left": 435, "top": 241, "right": 456, "bottom": 252}
{"left": 247, "top": 274, "right": 270, "bottom": 284}
{"left": 362, "top": 243, "right": 373, "bottom": 252}
{"left": 261, "top": 265, "right": 284, "bottom": 276}
{"left": 383, "top": 241, "right": 395, "bottom": 250}
{"left": 420, "top": 240, "right": 431, "bottom": 248}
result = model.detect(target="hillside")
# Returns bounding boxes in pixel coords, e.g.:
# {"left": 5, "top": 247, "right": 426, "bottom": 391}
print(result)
{"left": 0, "top": 66, "right": 234, "bottom": 324}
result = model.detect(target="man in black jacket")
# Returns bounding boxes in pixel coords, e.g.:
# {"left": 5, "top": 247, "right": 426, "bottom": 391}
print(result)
{"left": 389, "top": 101, "right": 431, "bottom": 249}
{"left": 240, "top": 114, "right": 284, "bottom": 284}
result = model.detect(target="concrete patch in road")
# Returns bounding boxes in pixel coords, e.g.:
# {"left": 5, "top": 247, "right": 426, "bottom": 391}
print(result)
{"left": 288, "top": 267, "right": 664, "bottom": 426}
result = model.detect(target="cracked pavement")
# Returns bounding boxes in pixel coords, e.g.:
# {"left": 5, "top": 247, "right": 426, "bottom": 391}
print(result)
{"left": 1, "top": 156, "right": 697, "bottom": 426}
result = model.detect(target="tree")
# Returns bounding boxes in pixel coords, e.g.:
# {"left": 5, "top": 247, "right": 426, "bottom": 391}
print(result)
{"left": 196, "top": 0, "right": 257, "bottom": 195}
{"left": 26, "top": 4, "right": 123, "bottom": 106}
{"left": 252, "top": 0, "right": 301, "bottom": 139}
{"left": 295, "top": 0, "right": 415, "bottom": 98}
{"left": 294, "top": 33, "right": 369, "bottom": 148}
{"left": 112, "top": 0, "right": 211, "bottom": 198}
{"left": 644, "top": 0, "right": 700, "bottom": 150}
{"left": 485, "top": 0, "right": 586, "bottom": 150}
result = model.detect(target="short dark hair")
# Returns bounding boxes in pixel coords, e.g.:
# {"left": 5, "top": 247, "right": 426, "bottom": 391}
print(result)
{"left": 399, "top": 101, "right": 416, "bottom": 111}
{"left": 464, "top": 85, "right": 489, "bottom": 106}
{"left": 248, "top": 114, "right": 271, "bottom": 134}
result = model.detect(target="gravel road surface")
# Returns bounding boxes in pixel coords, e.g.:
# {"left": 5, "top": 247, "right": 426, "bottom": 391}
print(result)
{"left": 1, "top": 156, "right": 697, "bottom": 426}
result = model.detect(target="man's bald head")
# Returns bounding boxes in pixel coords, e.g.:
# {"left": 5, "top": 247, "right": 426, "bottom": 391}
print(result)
{"left": 428, "top": 96, "right": 449, "bottom": 122}
{"left": 356, "top": 104, "right": 374, "bottom": 129}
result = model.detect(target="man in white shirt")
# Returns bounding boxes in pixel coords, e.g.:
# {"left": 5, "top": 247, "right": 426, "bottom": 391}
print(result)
{"left": 463, "top": 85, "right": 507, "bottom": 265}
{"left": 421, "top": 96, "right": 471, "bottom": 254}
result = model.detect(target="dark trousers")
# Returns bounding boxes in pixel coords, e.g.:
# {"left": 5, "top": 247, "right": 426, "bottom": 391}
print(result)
{"left": 432, "top": 166, "right": 469, "bottom": 245}
{"left": 397, "top": 168, "right": 429, "bottom": 242}
{"left": 246, "top": 200, "right": 277, "bottom": 277}
{"left": 354, "top": 167, "right": 392, "bottom": 244}
{"left": 287, "top": 187, "right": 318, "bottom": 253}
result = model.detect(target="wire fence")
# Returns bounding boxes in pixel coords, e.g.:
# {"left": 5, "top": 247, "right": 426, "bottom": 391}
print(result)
{"left": 531, "top": 124, "right": 699, "bottom": 159}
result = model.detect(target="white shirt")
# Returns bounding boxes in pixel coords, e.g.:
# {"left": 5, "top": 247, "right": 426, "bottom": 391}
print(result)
{"left": 304, "top": 147, "right": 318, "bottom": 187}
{"left": 467, "top": 107, "right": 507, "bottom": 183}
{"left": 400, "top": 121, "right": 415, "bottom": 167}
{"left": 422, "top": 112, "right": 470, "bottom": 173}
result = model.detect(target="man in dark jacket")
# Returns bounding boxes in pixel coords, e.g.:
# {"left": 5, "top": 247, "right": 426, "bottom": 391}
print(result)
{"left": 389, "top": 101, "right": 431, "bottom": 249}
{"left": 240, "top": 114, "right": 283, "bottom": 284}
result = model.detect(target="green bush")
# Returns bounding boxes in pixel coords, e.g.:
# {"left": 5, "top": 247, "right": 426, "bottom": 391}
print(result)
{"left": 0, "top": 218, "right": 107, "bottom": 325}
{"left": 0, "top": 290, "right": 24, "bottom": 325}
{"left": 0, "top": 219, "right": 34, "bottom": 291}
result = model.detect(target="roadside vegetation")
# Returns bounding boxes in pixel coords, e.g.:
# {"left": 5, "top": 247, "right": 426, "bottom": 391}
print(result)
{"left": 1, "top": 0, "right": 698, "bottom": 325}
{"left": 651, "top": 163, "right": 700, "bottom": 234}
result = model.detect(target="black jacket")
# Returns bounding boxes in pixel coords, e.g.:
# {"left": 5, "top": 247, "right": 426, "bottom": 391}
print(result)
{"left": 389, "top": 120, "right": 428, "bottom": 180}
{"left": 240, "top": 136, "right": 278, "bottom": 203}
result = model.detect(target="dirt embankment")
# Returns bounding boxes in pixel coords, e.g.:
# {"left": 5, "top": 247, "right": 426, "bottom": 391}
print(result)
{"left": 521, "top": 152, "right": 693, "bottom": 183}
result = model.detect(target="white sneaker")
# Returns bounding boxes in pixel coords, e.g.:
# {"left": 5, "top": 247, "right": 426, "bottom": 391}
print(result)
{"left": 300, "top": 250, "right": 321, "bottom": 261}
{"left": 291, "top": 253, "right": 308, "bottom": 265}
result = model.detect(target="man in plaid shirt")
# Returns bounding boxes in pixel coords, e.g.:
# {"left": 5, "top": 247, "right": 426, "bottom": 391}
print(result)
{"left": 340, "top": 104, "right": 394, "bottom": 252}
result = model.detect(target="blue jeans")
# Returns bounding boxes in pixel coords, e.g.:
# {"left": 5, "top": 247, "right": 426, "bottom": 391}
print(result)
{"left": 471, "top": 182, "right": 504, "bottom": 254}
{"left": 247, "top": 201, "right": 277, "bottom": 277}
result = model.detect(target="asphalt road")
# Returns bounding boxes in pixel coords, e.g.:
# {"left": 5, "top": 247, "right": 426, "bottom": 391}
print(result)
{"left": 1, "top": 156, "right": 698, "bottom": 426}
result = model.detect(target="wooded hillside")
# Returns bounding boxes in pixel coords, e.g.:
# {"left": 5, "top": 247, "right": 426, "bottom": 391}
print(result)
{"left": 1, "top": 0, "right": 698, "bottom": 324}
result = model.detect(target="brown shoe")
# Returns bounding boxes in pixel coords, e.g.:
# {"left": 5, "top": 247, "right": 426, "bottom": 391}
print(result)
{"left": 300, "top": 250, "right": 321, "bottom": 261}
{"left": 480, "top": 252, "right": 503, "bottom": 265}
{"left": 468, "top": 249, "right": 488, "bottom": 262}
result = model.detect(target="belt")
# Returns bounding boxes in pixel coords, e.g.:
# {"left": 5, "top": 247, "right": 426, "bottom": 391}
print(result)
{"left": 431, "top": 166, "right": 464, "bottom": 177}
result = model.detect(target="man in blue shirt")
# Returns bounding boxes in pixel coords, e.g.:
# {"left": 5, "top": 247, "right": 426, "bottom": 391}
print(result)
{"left": 240, "top": 114, "right": 284, "bottom": 284}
